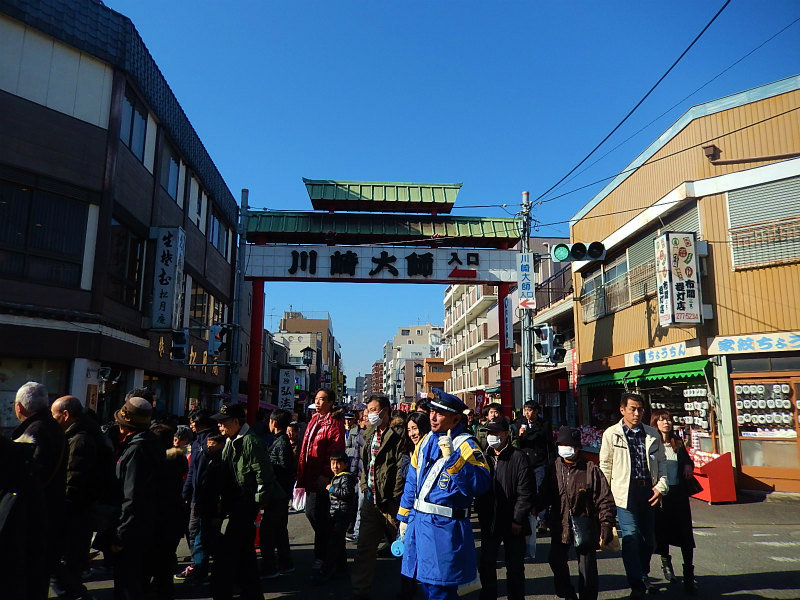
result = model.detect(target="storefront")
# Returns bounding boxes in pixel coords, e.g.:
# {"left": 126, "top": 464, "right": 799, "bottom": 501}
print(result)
{"left": 0, "top": 357, "right": 69, "bottom": 435}
{"left": 578, "top": 358, "right": 715, "bottom": 452}
{"left": 533, "top": 368, "right": 571, "bottom": 427}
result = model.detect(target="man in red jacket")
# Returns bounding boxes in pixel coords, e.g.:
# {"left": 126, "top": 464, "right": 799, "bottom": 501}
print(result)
{"left": 296, "top": 387, "right": 345, "bottom": 573}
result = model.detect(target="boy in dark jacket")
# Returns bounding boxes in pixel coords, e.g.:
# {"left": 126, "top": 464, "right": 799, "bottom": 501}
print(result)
{"left": 260, "top": 409, "right": 296, "bottom": 578}
{"left": 312, "top": 451, "right": 357, "bottom": 585}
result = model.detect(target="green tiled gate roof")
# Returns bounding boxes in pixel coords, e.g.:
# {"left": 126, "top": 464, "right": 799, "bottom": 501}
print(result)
{"left": 247, "top": 211, "right": 520, "bottom": 248}
{"left": 303, "top": 179, "right": 460, "bottom": 213}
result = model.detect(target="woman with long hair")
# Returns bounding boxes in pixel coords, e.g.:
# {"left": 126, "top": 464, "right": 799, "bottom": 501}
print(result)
{"left": 650, "top": 409, "right": 697, "bottom": 594}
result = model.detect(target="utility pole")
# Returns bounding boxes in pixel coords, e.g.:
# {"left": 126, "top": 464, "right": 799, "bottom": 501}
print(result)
{"left": 228, "top": 188, "right": 249, "bottom": 403}
{"left": 520, "top": 191, "right": 535, "bottom": 408}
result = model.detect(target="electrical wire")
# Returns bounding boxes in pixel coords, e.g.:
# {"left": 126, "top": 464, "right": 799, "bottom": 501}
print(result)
{"left": 549, "top": 15, "right": 800, "bottom": 197}
{"left": 533, "top": 0, "right": 732, "bottom": 204}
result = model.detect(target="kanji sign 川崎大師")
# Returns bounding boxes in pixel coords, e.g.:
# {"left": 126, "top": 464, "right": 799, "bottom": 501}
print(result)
{"left": 245, "top": 244, "right": 517, "bottom": 283}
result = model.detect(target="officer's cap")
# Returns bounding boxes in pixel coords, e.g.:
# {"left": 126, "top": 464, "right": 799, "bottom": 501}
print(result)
{"left": 429, "top": 388, "right": 468, "bottom": 414}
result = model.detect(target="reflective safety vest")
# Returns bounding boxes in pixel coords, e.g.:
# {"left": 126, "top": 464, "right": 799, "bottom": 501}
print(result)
{"left": 412, "top": 432, "right": 473, "bottom": 518}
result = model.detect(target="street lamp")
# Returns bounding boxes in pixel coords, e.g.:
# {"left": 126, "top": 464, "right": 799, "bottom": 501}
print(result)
{"left": 301, "top": 346, "right": 315, "bottom": 366}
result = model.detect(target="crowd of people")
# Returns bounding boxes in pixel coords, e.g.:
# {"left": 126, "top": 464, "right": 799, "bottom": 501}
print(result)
{"left": 0, "top": 382, "right": 700, "bottom": 600}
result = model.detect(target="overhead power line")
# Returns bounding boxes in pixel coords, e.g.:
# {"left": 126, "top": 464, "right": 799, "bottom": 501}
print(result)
{"left": 533, "top": 0, "right": 732, "bottom": 204}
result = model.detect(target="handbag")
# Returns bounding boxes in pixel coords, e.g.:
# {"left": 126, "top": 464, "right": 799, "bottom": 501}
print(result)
{"left": 569, "top": 512, "right": 599, "bottom": 552}
{"left": 686, "top": 474, "right": 703, "bottom": 496}
{"left": 292, "top": 485, "right": 306, "bottom": 512}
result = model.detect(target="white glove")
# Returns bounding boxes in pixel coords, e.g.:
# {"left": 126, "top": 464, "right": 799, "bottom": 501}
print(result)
{"left": 438, "top": 430, "right": 454, "bottom": 459}
{"left": 399, "top": 521, "right": 408, "bottom": 540}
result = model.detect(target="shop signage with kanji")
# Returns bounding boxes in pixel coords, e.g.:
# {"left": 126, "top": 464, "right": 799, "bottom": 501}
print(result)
{"left": 277, "top": 369, "right": 295, "bottom": 410}
{"left": 655, "top": 232, "right": 702, "bottom": 326}
{"left": 245, "top": 244, "right": 517, "bottom": 283}
{"left": 151, "top": 227, "right": 186, "bottom": 330}
{"left": 516, "top": 253, "right": 535, "bottom": 310}
{"left": 707, "top": 331, "right": 800, "bottom": 354}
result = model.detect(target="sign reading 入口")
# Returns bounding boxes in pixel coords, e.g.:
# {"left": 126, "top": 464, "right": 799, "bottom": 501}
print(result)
{"left": 655, "top": 232, "right": 702, "bottom": 326}
{"left": 516, "top": 253, "right": 535, "bottom": 310}
{"left": 245, "top": 245, "right": 517, "bottom": 283}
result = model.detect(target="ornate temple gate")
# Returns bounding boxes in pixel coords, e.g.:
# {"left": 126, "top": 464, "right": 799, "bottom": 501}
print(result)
{"left": 243, "top": 179, "right": 521, "bottom": 422}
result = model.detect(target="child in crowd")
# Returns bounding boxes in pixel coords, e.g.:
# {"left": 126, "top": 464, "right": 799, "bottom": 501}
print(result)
{"left": 311, "top": 451, "right": 357, "bottom": 585}
{"left": 260, "top": 409, "right": 296, "bottom": 578}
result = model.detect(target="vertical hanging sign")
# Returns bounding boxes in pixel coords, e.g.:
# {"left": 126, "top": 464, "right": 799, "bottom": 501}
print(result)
{"left": 152, "top": 227, "right": 186, "bottom": 330}
{"left": 278, "top": 368, "right": 296, "bottom": 410}
{"left": 516, "top": 253, "right": 535, "bottom": 310}
{"left": 655, "top": 232, "right": 702, "bottom": 326}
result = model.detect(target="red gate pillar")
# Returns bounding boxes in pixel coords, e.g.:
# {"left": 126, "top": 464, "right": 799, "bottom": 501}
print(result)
{"left": 497, "top": 282, "right": 513, "bottom": 415}
{"left": 247, "top": 278, "right": 264, "bottom": 424}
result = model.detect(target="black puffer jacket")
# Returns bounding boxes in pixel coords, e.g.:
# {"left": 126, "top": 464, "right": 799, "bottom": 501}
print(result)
{"left": 63, "top": 416, "right": 108, "bottom": 511}
{"left": 476, "top": 442, "right": 537, "bottom": 537}
{"left": 12, "top": 408, "right": 66, "bottom": 514}
{"left": 328, "top": 471, "right": 358, "bottom": 525}
{"left": 115, "top": 429, "right": 164, "bottom": 547}
{"left": 269, "top": 432, "right": 296, "bottom": 495}
{"left": 514, "top": 416, "right": 555, "bottom": 468}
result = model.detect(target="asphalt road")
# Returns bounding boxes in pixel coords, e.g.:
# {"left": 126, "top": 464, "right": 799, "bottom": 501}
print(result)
{"left": 69, "top": 493, "right": 800, "bottom": 600}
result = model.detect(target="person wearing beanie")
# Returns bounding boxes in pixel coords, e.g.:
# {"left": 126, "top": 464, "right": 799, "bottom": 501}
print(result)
{"left": 111, "top": 394, "right": 165, "bottom": 599}
{"left": 546, "top": 426, "right": 616, "bottom": 600}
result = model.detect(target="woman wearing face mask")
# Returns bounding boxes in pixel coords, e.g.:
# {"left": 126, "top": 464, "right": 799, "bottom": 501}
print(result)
{"left": 546, "top": 427, "right": 616, "bottom": 600}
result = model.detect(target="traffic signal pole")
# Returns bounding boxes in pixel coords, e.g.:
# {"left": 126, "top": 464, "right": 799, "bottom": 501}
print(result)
{"left": 520, "top": 192, "right": 534, "bottom": 408}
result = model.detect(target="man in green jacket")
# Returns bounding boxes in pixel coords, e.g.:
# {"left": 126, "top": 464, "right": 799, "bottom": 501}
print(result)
{"left": 351, "top": 394, "right": 407, "bottom": 600}
{"left": 212, "top": 402, "right": 282, "bottom": 600}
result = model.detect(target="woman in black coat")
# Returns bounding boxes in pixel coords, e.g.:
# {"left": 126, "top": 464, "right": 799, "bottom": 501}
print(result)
{"left": 651, "top": 410, "right": 697, "bottom": 594}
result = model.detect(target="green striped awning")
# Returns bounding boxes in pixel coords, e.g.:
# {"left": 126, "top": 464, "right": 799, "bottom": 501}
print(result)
{"left": 639, "top": 359, "right": 709, "bottom": 382}
{"left": 578, "top": 370, "right": 641, "bottom": 388}
{"left": 484, "top": 385, "right": 501, "bottom": 393}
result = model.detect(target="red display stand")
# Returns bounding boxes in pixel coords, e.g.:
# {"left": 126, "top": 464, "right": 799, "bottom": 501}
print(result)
{"left": 689, "top": 451, "right": 737, "bottom": 504}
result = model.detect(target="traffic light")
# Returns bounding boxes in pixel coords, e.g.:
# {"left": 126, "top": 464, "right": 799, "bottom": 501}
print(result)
{"left": 550, "top": 242, "right": 606, "bottom": 263}
{"left": 208, "top": 325, "right": 230, "bottom": 357}
{"left": 551, "top": 331, "right": 567, "bottom": 363}
{"left": 533, "top": 325, "right": 553, "bottom": 359}
{"left": 171, "top": 329, "right": 189, "bottom": 361}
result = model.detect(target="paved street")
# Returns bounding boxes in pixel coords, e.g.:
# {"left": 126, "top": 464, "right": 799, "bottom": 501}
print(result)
{"left": 67, "top": 493, "right": 800, "bottom": 600}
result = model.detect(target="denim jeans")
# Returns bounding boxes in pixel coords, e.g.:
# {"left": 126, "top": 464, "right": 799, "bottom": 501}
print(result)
{"left": 616, "top": 484, "right": 656, "bottom": 591}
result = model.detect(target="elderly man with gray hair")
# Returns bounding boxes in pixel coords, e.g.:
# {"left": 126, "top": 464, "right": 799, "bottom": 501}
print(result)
{"left": 12, "top": 381, "right": 67, "bottom": 599}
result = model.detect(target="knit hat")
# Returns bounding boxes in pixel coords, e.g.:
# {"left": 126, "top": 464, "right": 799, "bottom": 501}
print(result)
{"left": 114, "top": 396, "right": 153, "bottom": 429}
{"left": 556, "top": 426, "right": 582, "bottom": 447}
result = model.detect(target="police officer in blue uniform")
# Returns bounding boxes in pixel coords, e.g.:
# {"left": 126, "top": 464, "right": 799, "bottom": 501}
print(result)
{"left": 396, "top": 389, "right": 491, "bottom": 600}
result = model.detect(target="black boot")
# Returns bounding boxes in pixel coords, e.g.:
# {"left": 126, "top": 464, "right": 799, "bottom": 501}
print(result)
{"left": 683, "top": 564, "right": 697, "bottom": 594}
{"left": 661, "top": 555, "right": 676, "bottom": 582}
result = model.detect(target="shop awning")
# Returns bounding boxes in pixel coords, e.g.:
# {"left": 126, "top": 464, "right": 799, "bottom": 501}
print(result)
{"left": 578, "top": 369, "right": 642, "bottom": 388}
{"left": 638, "top": 359, "right": 709, "bottom": 382}
{"left": 485, "top": 385, "right": 501, "bottom": 393}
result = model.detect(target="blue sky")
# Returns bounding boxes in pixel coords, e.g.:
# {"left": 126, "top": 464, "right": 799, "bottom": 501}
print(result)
{"left": 105, "top": 0, "right": 800, "bottom": 382}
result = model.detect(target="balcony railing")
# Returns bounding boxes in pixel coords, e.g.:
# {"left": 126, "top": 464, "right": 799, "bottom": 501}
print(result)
{"left": 535, "top": 265, "right": 573, "bottom": 309}
{"left": 579, "top": 260, "right": 656, "bottom": 323}
{"left": 730, "top": 216, "right": 800, "bottom": 270}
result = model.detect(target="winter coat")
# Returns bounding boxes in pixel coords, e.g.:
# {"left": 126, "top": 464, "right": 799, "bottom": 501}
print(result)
{"left": 476, "top": 441, "right": 537, "bottom": 538}
{"left": 195, "top": 447, "right": 225, "bottom": 519}
{"left": 546, "top": 456, "right": 616, "bottom": 547}
{"left": 12, "top": 408, "right": 67, "bottom": 514}
{"left": 63, "top": 416, "right": 106, "bottom": 511}
{"left": 182, "top": 427, "right": 213, "bottom": 503}
{"left": 222, "top": 423, "right": 284, "bottom": 510}
{"left": 599, "top": 419, "right": 669, "bottom": 509}
{"left": 514, "top": 416, "right": 555, "bottom": 467}
{"left": 268, "top": 432, "right": 296, "bottom": 495}
{"left": 296, "top": 410, "right": 345, "bottom": 492}
{"left": 158, "top": 447, "right": 189, "bottom": 544}
{"left": 115, "top": 429, "right": 165, "bottom": 547}
{"left": 344, "top": 424, "right": 365, "bottom": 476}
{"left": 359, "top": 423, "right": 406, "bottom": 515}
{"left": 398, "top": 424, "right": 491, "bottom": 587}
{"left": 328, "top": 471, "right": 358, "bottom": 524}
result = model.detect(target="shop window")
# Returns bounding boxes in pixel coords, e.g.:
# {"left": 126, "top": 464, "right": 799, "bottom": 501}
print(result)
{"left": 120, "top": 86, "right": 147, "bottom": 162}
{"left": 0, "top": 180, "right": 87, "bottom": 288}
{"left": 107, "top": 219, "right": 145, "bottom": 307}
{"left": 160, "top": 144, "right": 180, "bottom": 201}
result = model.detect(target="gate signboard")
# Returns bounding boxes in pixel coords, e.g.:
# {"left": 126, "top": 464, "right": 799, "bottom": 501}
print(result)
{"left": 246, "top": 244, "right": 517, "bottom": 284}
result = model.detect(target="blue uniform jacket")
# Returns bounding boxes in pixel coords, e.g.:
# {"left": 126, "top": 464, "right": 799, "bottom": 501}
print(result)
{"left": 397, "top": 423, "right": 490, "bottom": 586}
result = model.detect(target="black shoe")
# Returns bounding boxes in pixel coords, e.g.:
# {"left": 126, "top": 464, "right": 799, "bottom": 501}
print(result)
{"left": 683, "top": 564, "right": 698, "bottom": 594}
{"left": 643, "top": 577, "right": 661, "bottom": 594}
{"left": 661, "top": 555, "right": 676, "bottom": 582}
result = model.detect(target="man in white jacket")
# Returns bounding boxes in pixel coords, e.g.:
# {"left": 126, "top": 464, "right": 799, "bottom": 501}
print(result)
{"left": 599, "top": 393, "right": 668, "bottom": 599}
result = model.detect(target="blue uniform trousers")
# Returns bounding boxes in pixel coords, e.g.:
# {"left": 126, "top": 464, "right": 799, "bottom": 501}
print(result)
{"left": 420, "top": 582, "right": 459, "bottom": 600}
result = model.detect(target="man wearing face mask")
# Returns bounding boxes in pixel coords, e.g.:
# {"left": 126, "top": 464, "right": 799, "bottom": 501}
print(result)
{"left": 351, "top": 394, "right": 406, "bottom": 600}
{"left": 397, "top": 389, "right": 491, "bottom": 600}
{"left": 475, "top": 418, "right": 536, "bottom": 600}
{"left": 546, "top": 427, "right": 616, "bottom": 600}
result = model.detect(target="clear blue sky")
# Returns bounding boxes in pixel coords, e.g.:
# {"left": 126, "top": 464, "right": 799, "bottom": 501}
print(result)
{"left": 105, "top": 0, "right": 799, "bottom": 382}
